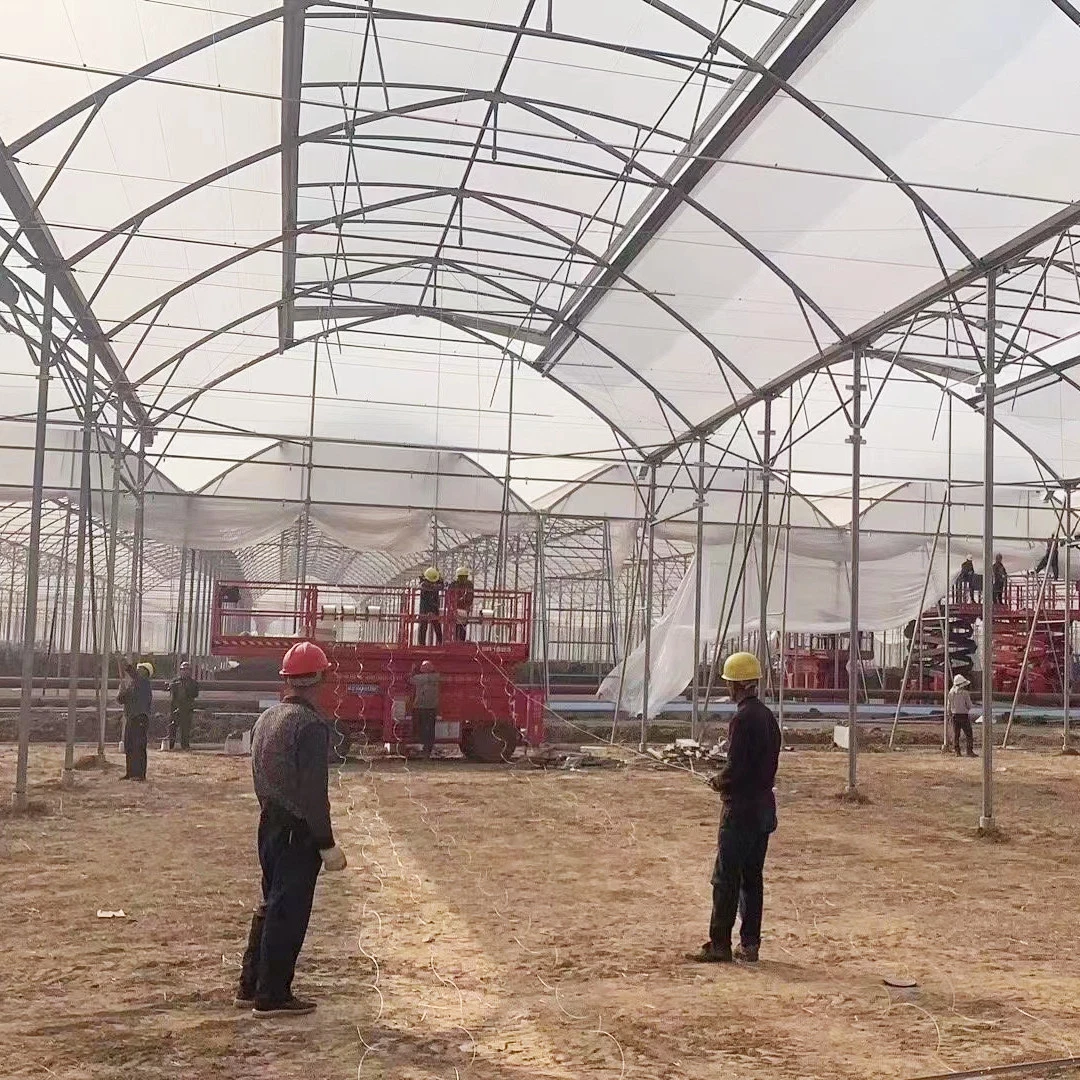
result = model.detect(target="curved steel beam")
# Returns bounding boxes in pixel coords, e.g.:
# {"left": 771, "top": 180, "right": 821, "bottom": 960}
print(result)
{"left": 154, "top": 310, "right": 649, "bottom": 457}
{"left": 109, "top": 184, "right": 736, "bottom": 428}
{"left": 10, "top": 6, "right": 289, "bottom": 154}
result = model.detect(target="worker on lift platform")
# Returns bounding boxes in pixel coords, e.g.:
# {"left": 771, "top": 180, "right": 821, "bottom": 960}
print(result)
{"left": 447, "top": 567, "right": 475, "bottom": 642}
{"left": 992, "top": 554, "right": 1008, "bottom": 605}
{"left": 955, "top": 556, "right": 977, "bottom": 603}
{"left": 690, "top": 651, "right": 781, "bottom": 965}
{"left": 418, "top": 567, "right": 443, "bottom": 645}
{"left": 236, "top": 640, "right": 347, "bottom": 1018}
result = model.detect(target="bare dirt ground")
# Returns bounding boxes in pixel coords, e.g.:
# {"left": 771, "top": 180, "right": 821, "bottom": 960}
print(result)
{"left": 4, "top": 742, "right": 1080, "bottom": 1080}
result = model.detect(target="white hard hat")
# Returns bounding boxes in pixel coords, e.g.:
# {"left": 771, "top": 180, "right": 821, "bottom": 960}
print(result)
{"left": 952, "top": 673, "right": 970, "bottom": 688}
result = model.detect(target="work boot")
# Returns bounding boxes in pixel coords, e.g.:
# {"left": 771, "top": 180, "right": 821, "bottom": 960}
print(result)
{"left": 687, "top": 942, "right": 733, "bottom": 963}
{"left": 734, "top": 943, "right": 759, "bottom": 963}
{"left": 252, "top": 995, "right": 317, "bottom": 1018}
{"left": 966, "top": 749, "right": 976, "bottom": 758}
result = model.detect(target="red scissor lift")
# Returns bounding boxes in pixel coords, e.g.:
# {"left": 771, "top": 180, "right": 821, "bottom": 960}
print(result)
{"left": 211, "top": 581, "right": 545, "bottom": 761}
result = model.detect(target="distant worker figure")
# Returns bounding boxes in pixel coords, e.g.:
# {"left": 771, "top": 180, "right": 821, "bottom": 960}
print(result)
{"left": 167, "top": 661, "right": 200, "bottom": 751}
{"left": 992, "top": 554, "right": 1008, "bottom": 605}
{"left": 118, "top": 660, "right": 154, "bottom": 782}
{"left": 690, "top": 651, "right": 781, "bottom": 965}
{"left": 411, "top": 659, "right": 441, "bottom": 759}
{"left": 447, "top": 567, "right": 475, "bottom": 642}
{"left": 418, "top": 567, "right": 444, "bottom": 646}
{"left": 947, "top": 673, "right": 976, "bottom": 758}
{"left": 236, "top": 641, "right": 347, "bottom": 1018}
{"left": 1035, "top": 537, "right": 1060, "bottom": 580}
{"left": 956, "top": 556, "right": 977, "bottom": 603}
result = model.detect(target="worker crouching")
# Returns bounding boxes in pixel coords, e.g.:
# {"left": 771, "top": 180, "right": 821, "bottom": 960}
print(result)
{"left": 690, "top": 652, "right": 781, "bottom": 965}
{"left": 236, "top": 640, "right": 347, "bottom": 1017}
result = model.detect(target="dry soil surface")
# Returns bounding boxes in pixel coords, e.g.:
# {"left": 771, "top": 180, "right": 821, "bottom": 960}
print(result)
{"left": 3, "top": 743, "right": 1080, "bottom": 1080}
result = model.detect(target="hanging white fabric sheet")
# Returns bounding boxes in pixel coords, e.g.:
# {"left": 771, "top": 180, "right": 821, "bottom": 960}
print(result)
{"left": 601, "top": 528, "right": 1043, "bottom": 719}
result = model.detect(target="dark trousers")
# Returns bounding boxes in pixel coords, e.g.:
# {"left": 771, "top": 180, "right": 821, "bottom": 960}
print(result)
{"left": 992, "top": 580, "right": 1006, "bottom": 604}
{"left": 952, "top": 713, "right": 974, "bottom": 755}
{"left": 418, "top": 614, "right": 442, "bottom": 645}
{"left": 239, "top": 807, "right": 322, "bottom": 1005}
{"left": 454, "top": 621, "right": 467, "bottom": 642}
{"left": 415, "top": 707, "right": 437, "bottom": 756}
{"left": 709, "top": 820, "right": 770, "bottom": 950}
{"left": 168, "top": 708, "right": 193, "bottom": 750}
{"left": 124, "top": 715, "right": 149, "bottom": 779}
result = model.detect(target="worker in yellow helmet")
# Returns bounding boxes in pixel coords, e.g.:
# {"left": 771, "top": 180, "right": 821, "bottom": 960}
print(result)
{"left": 689, "top": 651, "right": 780, "bottom": 965}
{"left": 417, "top": 567, "right": 443, "bottom": 645}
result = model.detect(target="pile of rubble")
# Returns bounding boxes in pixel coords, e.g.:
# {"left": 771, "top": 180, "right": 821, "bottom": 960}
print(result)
{"left": 527, "top": 745, "right": 625, "bottom": 770}
{"left": 646, "top": 738, "right": 727, "bottom": 769}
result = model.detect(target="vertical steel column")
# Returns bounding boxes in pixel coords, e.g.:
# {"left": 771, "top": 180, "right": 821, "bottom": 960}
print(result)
{"left": 535, "top": 513, "right": 551, "bottom": 701}
{"left": 980, "top": 271, "right": 997, "bottom": 831}
{"left": 496, "top": 356, "right": 516, "bottom": 593}
{"left": 98, "top": 403, "right": 124, "bottom": 760}
{"left": 126, "top": 434, "right": 146, "bottom": 653}
{"left": 1065, "top": 487, "right": 1073, "bottom": 751}
{"left": 691, "top": 435, "right": 707, "bottom": 740}
{"left": 173, "top": 546, "right": 188, "bottom": 663}
{"left": 759, "top": 398, "right": 773, "bottom": 690}
{"left": 846, "top": 347, "right": 864, "bottom": 795}
{"left": 63, "top": 347, "right": 96, "bottom": 784}
{"left": 639, "top": 465, "right": 658, "bottom": 752}
{"left": 13, "top": 279, "right": 53, "bottom": 810}
{"left": 943, "top": 396, "right": 953, "bottom": 750}
{"left": 297, "top": 344, "right": 319, "bottom": 589}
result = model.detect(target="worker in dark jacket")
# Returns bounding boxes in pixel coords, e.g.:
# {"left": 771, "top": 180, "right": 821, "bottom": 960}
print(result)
{"left": 446, "top": 567, "right": 475, "bottom": 642}
{"left": 167, "top": 661, "right": 199, "bottom": 751}
{"left": 992, "top": 553, "right": 1009, "bottom": 605}
{"left": 410, "top": 660, "right": 441, "bottom": 758}
{"left": 118, "top": 660, "right": 153, "bottom": 781}
{"left": 235, "top": 640, "right": 347, "bottom": 1018}
{"left": 691, "top": 651, "right": 781, "bottom": 964}
{"left": 418, "top": 567, "right": 443, "bottom": 645}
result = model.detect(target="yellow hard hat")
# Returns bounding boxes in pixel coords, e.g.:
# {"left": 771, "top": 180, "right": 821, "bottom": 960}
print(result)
{"left": 721, "top": 652, "right": 761, "bottom": 683}
{"left": 455, "top": 566, "right": 471, "bottom": 579}
{"left": 423, "top": 567, "right": 440, "bottom": 583}
{"left": 136, "top": 661, "right": 155, "bottom": 678}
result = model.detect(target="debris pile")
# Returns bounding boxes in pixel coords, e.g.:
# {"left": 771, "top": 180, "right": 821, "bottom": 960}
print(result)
{"left": 647, "top": 738, "right": 727, "bottom": 769}
{"left": 528, "top": 746, "right": 624, "bottom": 770}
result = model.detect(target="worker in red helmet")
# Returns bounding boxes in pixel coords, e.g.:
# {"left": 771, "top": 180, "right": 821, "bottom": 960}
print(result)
{"left": 235, "top": 640, "right": 346, "bottom": 1017}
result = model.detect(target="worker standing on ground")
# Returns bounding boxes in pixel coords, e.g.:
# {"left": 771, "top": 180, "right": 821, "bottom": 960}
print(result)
{"left": 947, "top": 673, "right": 976, "bottom": 758}
{"left": 992, "top": 553, "right": 1009, "bottom": 605}
{"left": 447, "top": 567, "right": 475, "bottom": 642}
{"left": 410, "top": 659, "right": 441, "bottom": 759}
{"left": 690, "top": 652, "right": 781, "bottom": 965}
{"left": 236, "top": 640, "right": 347, "bottom": 1017}
{"left": 118, "top": 660, "right": 153, "bottom": 782}
{"left": 167, "top": 661, "right": 199, "bottom": 751}
{"left": 418, "top": 567, "right": 443, "bottom": 645}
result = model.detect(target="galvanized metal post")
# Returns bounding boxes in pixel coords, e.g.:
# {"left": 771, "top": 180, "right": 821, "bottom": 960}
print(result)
{"left": 13, "top": 279, "right": 53, "bottom": 810}
{"left": 534, "top": 513, "right": 551, "bottom": 702}
{"left": 1065, "top": 487, "right": 1073, "bottom": 752}
{"left": 943, "top": 396, "right": 953, "bottom": 750}
{"left": 98, "top": 400, "right": 124, "bottom": 760}
{"left": 691, "top": 435, "right": 706, "bottom": 740}
{"left": 981, "top": 271, "right": 997, "bottom": 831}
{"left": 126, "top": 433, "right": 146, "bottom": 653}
{"left": 63, "top": 346, "right": 96, "bottom": 785}
{"left": 759, "top": 398, "right": 773, "bottom": 691}
{"left": 847, "top": 347, "right": 863, "bottom": 795}
{"left": 639, "top": 465, "right": 658, "bottom": 752}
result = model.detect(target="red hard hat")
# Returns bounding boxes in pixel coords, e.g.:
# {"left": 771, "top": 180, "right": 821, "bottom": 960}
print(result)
{"left": 279, "top": 640, "right": 331, "bottom": 678}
